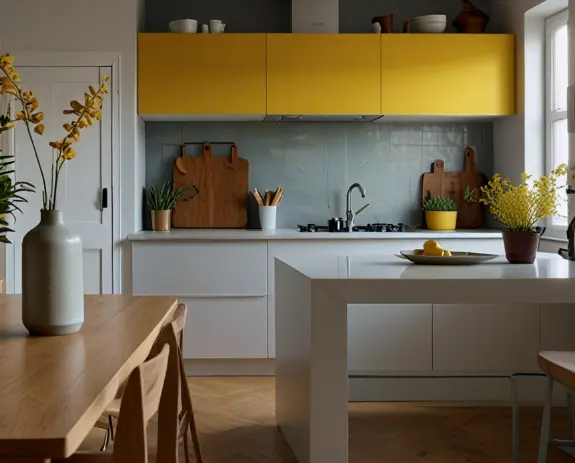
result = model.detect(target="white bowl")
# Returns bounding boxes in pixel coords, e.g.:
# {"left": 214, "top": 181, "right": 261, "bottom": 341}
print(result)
{"left": 169, "top": 19, "right": 198, "bottom": 33}
{"left": 414, "top": 14, "right": 447, "bottom": 23}
{"left": 414, "top": 21, "right": 447, "bottom": 33}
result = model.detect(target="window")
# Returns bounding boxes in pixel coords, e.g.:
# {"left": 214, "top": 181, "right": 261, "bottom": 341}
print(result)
{"left": 546, "top": 9, "right": 569, "bottom": 227}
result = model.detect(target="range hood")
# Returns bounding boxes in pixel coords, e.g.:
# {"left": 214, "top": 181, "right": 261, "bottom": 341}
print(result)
{"left": 264, "top": 115, "right": 383, "bottom": 123}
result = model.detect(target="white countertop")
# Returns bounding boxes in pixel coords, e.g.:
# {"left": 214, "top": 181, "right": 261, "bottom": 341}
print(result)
{"left": 128, "top": 228, "right": 503, "bottom": 241}
{"left": 277, "top": 253, "right": 572, "bottom": 280}
{"left": 275, "top": 253, "right": 575, "bottom": 304}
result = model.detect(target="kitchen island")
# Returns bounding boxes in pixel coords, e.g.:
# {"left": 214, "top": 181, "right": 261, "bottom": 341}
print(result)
{"left": 275, "top": 253, "right": 575, "bottom": 463}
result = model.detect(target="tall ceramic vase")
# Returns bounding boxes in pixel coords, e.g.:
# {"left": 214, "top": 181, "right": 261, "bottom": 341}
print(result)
{"left": 22, "top": 210, "right": 84, "bottom": 336}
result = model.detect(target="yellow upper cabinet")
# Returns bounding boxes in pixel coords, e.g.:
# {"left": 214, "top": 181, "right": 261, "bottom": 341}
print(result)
{"left": 138, "top": 34, "right": 266, "bottom": 117}
{"left": 381, "top": 34, "right": 515, "bottom": 116}
{"left": 267, "top": 34, "right": 381, "bottom": 115}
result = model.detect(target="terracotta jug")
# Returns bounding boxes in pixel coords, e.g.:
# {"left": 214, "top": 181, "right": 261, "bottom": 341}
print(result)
{"left": 453, "top": 0, "right": 489, "bottom": 33}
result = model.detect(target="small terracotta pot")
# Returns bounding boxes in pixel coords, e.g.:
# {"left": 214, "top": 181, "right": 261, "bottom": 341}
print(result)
{"left": 502, "top": 230, "right": 540, "bottom": 264}
{"left": 151, "top": 210, "right": 171, "bottom": 231}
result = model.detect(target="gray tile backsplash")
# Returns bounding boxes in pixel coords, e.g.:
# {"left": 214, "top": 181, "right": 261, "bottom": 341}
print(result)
{"left": 145, "top": 122, "right": 493, "bottom": 228}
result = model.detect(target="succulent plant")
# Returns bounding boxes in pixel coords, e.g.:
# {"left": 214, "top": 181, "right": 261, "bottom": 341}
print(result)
{"left": 424, "top": 196, "right": 457, "bottom": 212}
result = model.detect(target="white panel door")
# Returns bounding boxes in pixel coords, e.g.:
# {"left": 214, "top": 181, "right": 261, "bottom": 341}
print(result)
{"left": 9, "top": 67, "right": 112, "bottom": 294}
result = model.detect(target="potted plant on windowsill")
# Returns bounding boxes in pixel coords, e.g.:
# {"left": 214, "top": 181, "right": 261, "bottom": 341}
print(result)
{"left": 144, "top": 181, "right": 198, "bottom": 231}
{"left": 424, "top": 196, "right": 458, "bottom": 230}
{"left": 478, "top": 165, "right": 567, "bottom": 264}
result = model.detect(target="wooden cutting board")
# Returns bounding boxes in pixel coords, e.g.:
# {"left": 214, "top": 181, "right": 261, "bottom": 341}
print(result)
{"left": 173, "top": 142, "right": 249, "bottom": 228}
{"left": 421, "top": 147, "right": 487, "bottom": 229}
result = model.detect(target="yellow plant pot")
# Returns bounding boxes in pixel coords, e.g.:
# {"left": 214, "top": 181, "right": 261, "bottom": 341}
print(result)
{"left": 425, "top": 211, "right": 457, "bottom": 230}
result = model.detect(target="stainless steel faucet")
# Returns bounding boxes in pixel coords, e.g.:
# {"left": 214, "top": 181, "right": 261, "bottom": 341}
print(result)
{"left": 346, "top": 183, "right": 367, "bottom": 232}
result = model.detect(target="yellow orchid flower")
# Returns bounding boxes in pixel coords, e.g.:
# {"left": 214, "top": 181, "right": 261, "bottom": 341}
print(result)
{"left": 34, "top": 124, "right": 45, "bottom": 135}
{"left": 62, "top": 147, "right": 76, "bottom": 160}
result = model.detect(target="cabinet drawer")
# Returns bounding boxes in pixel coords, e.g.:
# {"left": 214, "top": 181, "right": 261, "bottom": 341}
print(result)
{"left": 433, "top": 304, "right": 539, "bottom": 372}
{"left": 132, "top": 242, "right": 267, "bottom": 296}
{"left": 181, "top": 297, "right": 267, "bottom": 359}
{"left": 348, "top": 304, "right": 432, "bottom": 373}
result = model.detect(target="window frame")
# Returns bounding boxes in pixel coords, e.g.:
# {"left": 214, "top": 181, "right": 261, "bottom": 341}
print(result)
{"left": 545, "top": 8, "right": 569, "bottom": 236}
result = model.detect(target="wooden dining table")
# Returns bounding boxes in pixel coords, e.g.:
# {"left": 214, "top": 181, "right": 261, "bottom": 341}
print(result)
{"left": 0, "top": 295, "right": 177, "bottom": 462}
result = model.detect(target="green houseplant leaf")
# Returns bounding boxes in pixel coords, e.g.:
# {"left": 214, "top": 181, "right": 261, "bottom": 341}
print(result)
{"left": 144, "top": 181, "right": 199, "bottom": 211}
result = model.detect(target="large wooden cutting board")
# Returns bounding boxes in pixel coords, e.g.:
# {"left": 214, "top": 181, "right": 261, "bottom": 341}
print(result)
{"left": 421, "top": 147, "right": 487, "bottom": 229}
{"left": 173, "top": 142, "right": 249, "bottom": 228}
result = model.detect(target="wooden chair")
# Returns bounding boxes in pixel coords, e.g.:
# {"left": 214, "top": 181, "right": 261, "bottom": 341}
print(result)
{"left": 103, "top": 303, "right": 203, "bottom": 463}
{"left": 55, "top": 343, "right": 171, "bottom": 462}
{"left": 536, "top": 351, "right": 575, "bottom": 463}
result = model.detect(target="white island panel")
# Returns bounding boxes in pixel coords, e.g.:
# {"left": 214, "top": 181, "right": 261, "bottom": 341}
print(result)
{"left": 433, "top": 304, "right": 539, "bottom": 373}
{"left": 348, "top": 304, "right": 432, "bottom": 373}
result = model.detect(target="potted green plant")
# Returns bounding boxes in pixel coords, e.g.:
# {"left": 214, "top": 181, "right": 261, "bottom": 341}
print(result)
{"left": 144, "top": 181, "right": 198, "bottom": 231}
{"left": 424, "top": 196, "right": 458, "bottom": 230}
{"left": 0, "top": 156, "right": 34, "bottom": 243}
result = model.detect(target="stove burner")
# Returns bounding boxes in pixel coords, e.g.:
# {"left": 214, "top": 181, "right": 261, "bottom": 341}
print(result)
{"left": 297, "top": 223, "right": 406, "bottom": 233}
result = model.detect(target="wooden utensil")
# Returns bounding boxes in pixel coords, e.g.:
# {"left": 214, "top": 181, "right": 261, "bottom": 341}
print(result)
{"left": 264, "top": 190, "right": 272, "bottom": 206}
{"left": 421, "top": 147, "right": 487, "bottom": 229}
{"left": 173, "top": 142, "right": 249, "bottom": 228}
{"left": 252, "top": 188, "right": 264, "bottom": 206}
{"left": 271, "top": 188, "right": 284, "bottom": 206}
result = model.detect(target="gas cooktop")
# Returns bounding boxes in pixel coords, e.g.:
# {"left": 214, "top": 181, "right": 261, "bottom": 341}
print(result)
{"left": 297, "top": 223, "right": 407, "bottom": 233}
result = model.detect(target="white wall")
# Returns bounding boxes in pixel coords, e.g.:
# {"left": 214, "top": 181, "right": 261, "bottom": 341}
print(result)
{"left": 488, "top": 0, "right": 562, "bottom": 181}
{"left": 0, "top": 0, "right": 144, "bottom": 291}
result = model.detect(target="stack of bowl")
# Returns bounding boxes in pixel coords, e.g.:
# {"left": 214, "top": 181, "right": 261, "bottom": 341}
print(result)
{"left": 413, "top": 15, "right": 447, "bottom": 33}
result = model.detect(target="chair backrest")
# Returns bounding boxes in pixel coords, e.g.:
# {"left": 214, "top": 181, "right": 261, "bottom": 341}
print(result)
{"left": 172, "top": 303, "right": 187, "bottom": 348}
{"left": 114, "top": 343, "right": 170, "bottom": 462}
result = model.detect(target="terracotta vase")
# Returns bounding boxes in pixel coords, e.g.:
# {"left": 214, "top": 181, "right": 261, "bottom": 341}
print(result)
{"left": 151, "top": 210, "right": 171, "bottom": 231}
{"left": 502, "top": 230, "right": 541, "bottom": 264}
{"left": 453, "top": 0, "right": 489, "bottom": 33}
{"left": 372, "top": 14, "right": 394, "bottom": 33}
{"left": 22, "top": 210, "right": 84, "bottom": 336}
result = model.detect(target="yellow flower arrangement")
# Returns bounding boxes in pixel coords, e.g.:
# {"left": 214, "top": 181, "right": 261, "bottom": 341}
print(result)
{"left": 0, "top": 51, "right": 109, "bottom": 210}
{"left": 479, "top": 164, "right": 568, "bottom": 232}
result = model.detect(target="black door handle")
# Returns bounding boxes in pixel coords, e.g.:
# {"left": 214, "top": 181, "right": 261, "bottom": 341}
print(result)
{"left": 102, "top": 188, "right": 108, "bottom": 209}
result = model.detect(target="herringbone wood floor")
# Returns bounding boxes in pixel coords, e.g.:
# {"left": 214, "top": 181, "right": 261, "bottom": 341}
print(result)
{"left": 188, "top": 377, "right": 574, "bottom": 463}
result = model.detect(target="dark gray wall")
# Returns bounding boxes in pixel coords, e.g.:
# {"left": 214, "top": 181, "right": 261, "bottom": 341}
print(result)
{"left": 145, "top": 0, "right": 291, "bottom": 32}
{"left": 145, "top": 122, "right": 493, "bottom": 229}
{"left": 145, "top": 0, "right": 495, "bottom": 33}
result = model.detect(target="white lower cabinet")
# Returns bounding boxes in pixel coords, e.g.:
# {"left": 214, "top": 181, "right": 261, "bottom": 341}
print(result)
{"left": 180, "top": 297, "right": 268, "bottom": 359}
{"left": 268, "top": 295, "right": 275, "bottom": 358}
{"left": 348, "top": 304, "right": 433, "bottom": 373}
{"left": 433, "top": 304, "right": 540, "bottom": 373}
{"left": 540, "top": 304, "right": 575, "bottom": 350}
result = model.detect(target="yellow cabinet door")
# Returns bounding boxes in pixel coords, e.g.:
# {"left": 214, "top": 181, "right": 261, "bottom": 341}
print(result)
{"left": 267, "top": 34, "right": 381, "bottom": 115}
{"left": 382, "top": 35, "right": 515, "bottom": 116}
{"left": 138, "top": 33, "right": 266, "bottom": 116}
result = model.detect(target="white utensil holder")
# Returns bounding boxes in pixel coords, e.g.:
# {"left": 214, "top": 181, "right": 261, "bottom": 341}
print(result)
{"left": 259, "top": 206, "right": 277, "bottom": 231}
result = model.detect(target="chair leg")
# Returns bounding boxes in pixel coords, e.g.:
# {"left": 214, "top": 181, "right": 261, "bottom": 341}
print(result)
{"left": 183, "top": 433, "right": 191, "bottom": 463}
{"left": 511, "top": 376, "right": 520, "bottom": 463}
{"left": 538, "top": 375, "right": 554, "bottom": 463}
{"left": 108, "top": 415, "right": 115, "bottom": 441}
{"left": 569, "top": 390, "right": 575, "bottom": 440}
{"left": 100, "top": 428, "right": 110, "bottom": 452}
{"left": 189, "top": 410, "right": 203, "bottom": 463}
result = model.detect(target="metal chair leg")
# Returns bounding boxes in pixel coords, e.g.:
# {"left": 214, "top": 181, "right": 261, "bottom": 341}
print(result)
{"left": 538, "top": 375, "right": 554, "bottom": 463}
{"left": 511, "top": 376, "right": 520, "bottom": 463}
